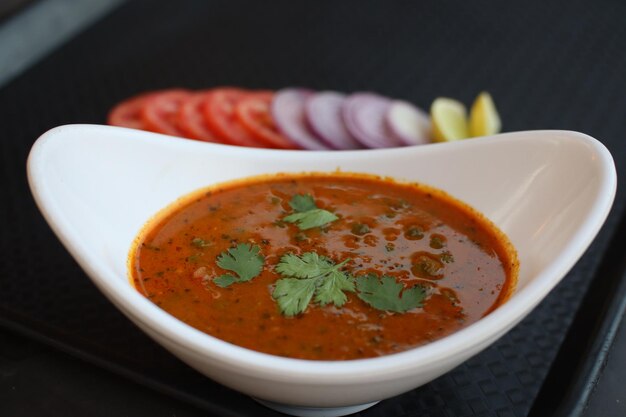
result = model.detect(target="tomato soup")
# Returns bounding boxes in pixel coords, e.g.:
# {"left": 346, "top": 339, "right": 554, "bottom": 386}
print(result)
{"left": 130, "top": 173, "right": 518, "bottom": 360}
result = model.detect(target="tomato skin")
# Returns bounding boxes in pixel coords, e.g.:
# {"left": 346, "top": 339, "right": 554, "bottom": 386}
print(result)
{"left": 108, "top": 91, "right": 160, "bottom": 129}
{"left": 109, "top": 88, "right": 294, "bottom": 149}
{"left": 177, "top": 91, "right": 220, "bottom": 142}
{"left": 235, "top": 92, "right": 299, "bottom": 149}
{"left": 140, "top": 89, "right": 191, "bottom": 137}
{"left": 202, "top": 88, "right": 269, "bottom": 147}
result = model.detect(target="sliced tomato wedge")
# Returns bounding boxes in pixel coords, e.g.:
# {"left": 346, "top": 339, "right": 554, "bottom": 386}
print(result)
{"left": 177, "top": 91, "right": 220, "bottom": 142}
{"left": 141, "top": 89, "right": 191, "bottom": 136}
{"left": 235, "top": 92, "right": 298, "bottom": 149}
{"left": 202, "top": 88, "right": 267, "bottom": 147}
{"left": 107, "top": 91, "right": 160, "bottom": 129}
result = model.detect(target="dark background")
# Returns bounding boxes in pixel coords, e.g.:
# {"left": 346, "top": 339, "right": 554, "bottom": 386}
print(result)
{"left": 1, "top": 0, "right": 625, "bottom": 416}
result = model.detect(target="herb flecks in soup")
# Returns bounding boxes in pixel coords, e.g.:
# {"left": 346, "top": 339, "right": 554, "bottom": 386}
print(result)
{"left": 130, "top": 173, "right": 518, "bottom": 360}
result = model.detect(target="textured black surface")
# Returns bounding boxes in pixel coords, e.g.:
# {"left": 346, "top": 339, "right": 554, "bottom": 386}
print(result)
{"left": 1, "top": 1, "right": 626, "bottom": 416}
{"left": 0, "top": 327, "right": 211, "bottom": 417}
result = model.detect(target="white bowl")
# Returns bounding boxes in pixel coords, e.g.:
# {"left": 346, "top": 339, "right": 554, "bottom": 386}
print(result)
{"left": 27, "top": 125, "right": 616, "bottom": 417}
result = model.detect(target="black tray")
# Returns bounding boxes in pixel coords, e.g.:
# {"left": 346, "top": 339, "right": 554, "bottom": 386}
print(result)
{"left": 1, "top": 1, "right": 626, "bottom": 416}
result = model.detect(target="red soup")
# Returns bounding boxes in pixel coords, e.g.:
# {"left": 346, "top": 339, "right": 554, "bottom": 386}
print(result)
{"left": 130, "top": 173, "right": 518, "bottom": 360}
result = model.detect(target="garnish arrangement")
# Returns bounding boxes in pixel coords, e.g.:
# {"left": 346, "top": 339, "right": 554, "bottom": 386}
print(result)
{"left": 209, "top": 194, "right": 427, "bottom": 317}
{"left": 132, "top": 174, "right": 516, "bottom": 360}
{"left": 109, "top": 87, "right": 501, "bottom": 149}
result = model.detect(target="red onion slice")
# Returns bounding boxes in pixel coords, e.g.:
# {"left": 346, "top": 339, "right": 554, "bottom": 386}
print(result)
{"left": 386, "top": 100, "right": 431, "bottom": 146}
{"left": 271, "top": 89, "right": 332, "bottom": 150}
{"left": 342, "top": 93, "right": 402, "bottom": 148}
{"left": 305, "top": 91, "right": 362, "bottom": 150}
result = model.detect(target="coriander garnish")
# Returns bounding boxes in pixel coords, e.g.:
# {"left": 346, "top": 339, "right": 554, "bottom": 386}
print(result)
{"left": 440, "top": 252, "right": 455, "bottom": 263}
{"left": 283, "top": 194, "right": 338, "bottom": 231}
{"left": 288, "top": 194, "right": 317, "bottom": 212}
{"left": 351, "top": 223, "right": 370, "bottom": 235}
{"left": 356, "top": 273, "right": 426, "bottom": 313}
{"left": 405, "top": 226, "right": 424, "bottom": 240}
{"left": 214, "top": 243, "right": 264, "bottom": 288}
{"left": 272, "top": 252, "right": 355, "bottom": 316}
{"left": 208, "top": 226, "right": 431, "bottom": 315}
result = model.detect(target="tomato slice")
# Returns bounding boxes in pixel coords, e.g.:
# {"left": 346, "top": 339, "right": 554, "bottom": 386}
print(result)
{"left": 177, "top": 91, "right": 220, "bottom": 142}
{"left": 235, "top": 92, "right": 298, "bottom": 149}
{"left": 141, "top": 89, "right": 191, "bottom": 136}
{"left": 107, "top": 91, "right": 160, "bottom": 129}
{"left": 202, "top": 88, "right": 267, "bottom": 147}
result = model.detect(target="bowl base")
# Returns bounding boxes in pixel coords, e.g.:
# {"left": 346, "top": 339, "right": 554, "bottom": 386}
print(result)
{"left": 254, "top": 398, "right": 380, "bottom": 416}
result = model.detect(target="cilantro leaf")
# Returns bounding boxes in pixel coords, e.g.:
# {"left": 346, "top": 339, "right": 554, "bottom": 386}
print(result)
{"left": 314, "top": 269, "right": 355, "bottom": 307}
{"left": 272, "top": 252, "right": 353, "bottom": 315}
{"left": 283, "top": 208, "right": 338, "bottom": 230}
{"left": 356, "top": 274, "right": 425, "bottom": 313}
{"left": 273, "top": 277, "right": 318, "bottom": 316}
{"left": 283, "top": 194, "right": 339, "bottom": 230}
{"left": 275, "top": 252, "right": 335, "bottom": 278}
{"left": 214, "top": 273, "right": 238, "bottom": 288}
{"left": 289, "top": 194, "right": 317, "bottom": 212}
{"left": 440, "top": 252, "right": 455, "bottom": 263}
{"left": 214, "top": 243, "right": 264, "bottom": 287}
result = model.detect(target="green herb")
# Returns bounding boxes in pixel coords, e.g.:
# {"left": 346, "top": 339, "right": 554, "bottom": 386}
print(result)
{"left": 214, "top": 274, "right": 238, "bottom": 288}
{"left": 351, "top": 223, "right": 370, "bottom": 235}
{"left": 284, "top": 209, "right": 339, "bottom": 230}
{"left": 405, "top": 226, "right": 424, "bottom": 239}
{"left": 272, "top": 277, "right": 318, "bottom": 316}
{"left": 214, "top": 243, "right": 264, "bottom": 287}
{"left": 191, "top": 237, "right": 211, "bottom": 248}
{"left": 356, "top": 274, "right": 426, "bottom": 313}
{"left": 429, "top": 235, "right": 446, "bottom": 249}
{"left": 288, "top": 194, "right": 317, "bottom": 212}
{"left": 272, "top": 252, "right": 355, "bottom": 316}
{"left": 385, "top": 242, "right": 395, "bottom": 252}
{"left": 283, "top": 194, "right": 338, "bottom": 230}
{"left": 440, "top": 252, "right": 454, "bottom": 263}
{"left": 314, "top": 267, "right": 355, "bottom": 307}
{"left": 412, "top": 254, "right": 443, "bottom": 277}
{"left": 275, "top": 252, "right": 343, "bottom": 279}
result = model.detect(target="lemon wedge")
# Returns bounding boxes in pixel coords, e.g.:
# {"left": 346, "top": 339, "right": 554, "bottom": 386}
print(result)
{"left": 430, "top": 98, "right": 468, "bottom": 142}
{"left": 469, "top": 92, "right": 501, "bottom": 137}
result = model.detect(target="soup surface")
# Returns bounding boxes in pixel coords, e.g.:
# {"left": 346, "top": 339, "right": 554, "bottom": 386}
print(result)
{"left": 130, "top": 173, "right": 518, "bottom": 360}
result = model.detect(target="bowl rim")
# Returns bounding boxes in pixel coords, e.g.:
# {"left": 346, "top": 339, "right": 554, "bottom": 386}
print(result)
{"left": 27, "top": 125, "right": 617, "bottom": 384}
